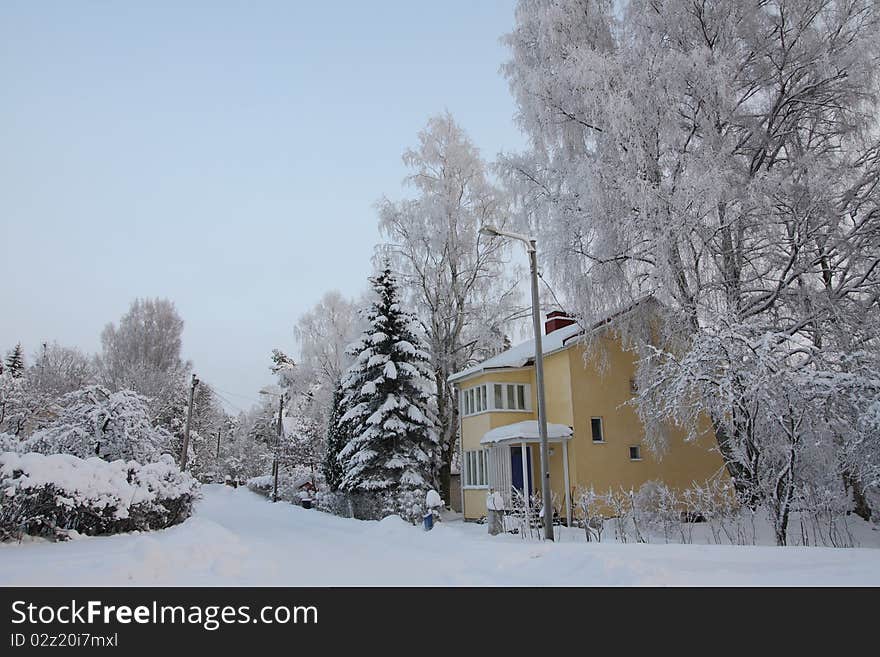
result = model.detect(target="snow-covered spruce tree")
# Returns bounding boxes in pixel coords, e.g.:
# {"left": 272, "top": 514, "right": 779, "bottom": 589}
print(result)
{"left": 5, "top": 344, "right": 25, "bottom": 378}
{"left": 337, "top": 266, "right": 438, "bottom": 521}
{"left": 322, "top": 381, "right": 347, "bottom": 491}
{"left": 502, "top": 0, "right": 880, "bottom": 542}
{"left": 26, "top": 385, "right": 173, "bottom": 463}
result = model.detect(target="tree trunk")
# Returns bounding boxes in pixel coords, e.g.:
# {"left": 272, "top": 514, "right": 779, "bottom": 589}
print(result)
{"left": 437, "top": 461, "right": 452, "bottom": 506}
{"left": 711, "top": 417, "right": 759, "bottom": 505}
{"left": 844, "top": 471, "right": 873, "bottom": 522}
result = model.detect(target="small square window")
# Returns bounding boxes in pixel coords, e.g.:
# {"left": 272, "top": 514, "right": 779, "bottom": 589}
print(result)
{"left": 591, "top": 417, "right": 604, "bottom": 442}
{"left": 629, "top": 445, "right": 642, "bottom": 461}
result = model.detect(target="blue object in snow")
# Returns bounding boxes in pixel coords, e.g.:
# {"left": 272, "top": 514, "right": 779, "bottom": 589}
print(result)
{"left": 423, "top": 512, "right": 434, "bottom": 531}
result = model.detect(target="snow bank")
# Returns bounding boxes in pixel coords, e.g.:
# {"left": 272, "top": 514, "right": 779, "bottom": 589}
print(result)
{"left": 3, "top": 485, "right": 878, "bottom": 586}
{"left": 0, "top": 451, "right": 200, "bottom": 541}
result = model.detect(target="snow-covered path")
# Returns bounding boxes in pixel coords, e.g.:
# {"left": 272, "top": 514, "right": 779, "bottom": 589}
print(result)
{"left": 2, "top": 485, "right": 880, "bottom": 586}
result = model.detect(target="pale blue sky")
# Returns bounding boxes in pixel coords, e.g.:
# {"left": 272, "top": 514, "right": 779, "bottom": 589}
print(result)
{"left": 0, "top": 1, "right": 525, "bottom": 410}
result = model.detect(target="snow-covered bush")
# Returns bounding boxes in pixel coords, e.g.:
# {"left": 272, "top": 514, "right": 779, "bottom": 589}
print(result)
{"left": 24, "top": 386, "right": 172, "bottom": 463}
{"left": 393, "top": 488, "right": 426, "bottom": 524}
{"left": 634, "top": 481, "right": 682, "bottom": 544}
{"left": 508, "top": 488, "right": 541, "bottom": 540}
{"left": 246, "top": 467, "right": 321, "bottom": 505}
{"left": 0, "top": 452, "right": 199, "bottom": 541}
{"left": 0, "top": 433, "right": 23, "bottom": 453}
{"left": 245, "top": 475, "right": 275, "bottom": 497}
{"left": 315, "top": 490, "right": 350, "bottom": 517}
{"left": 575, "top": 486, "right": 605, "bottom": 542}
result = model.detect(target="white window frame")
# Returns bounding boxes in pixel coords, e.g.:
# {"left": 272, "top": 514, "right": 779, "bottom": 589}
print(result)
{"left": 591, "top": 417, "right": 605, "bottom": 443}
{"left": 463, "top": 448, "right": 489, "bottom": 488}
{"left": 460, "top": 382, "right": 532, "bottom": 417}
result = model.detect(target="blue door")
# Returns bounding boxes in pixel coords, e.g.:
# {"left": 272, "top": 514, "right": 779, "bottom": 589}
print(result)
{"left": 510, "top": 446, "right": 533, "bottom": 494}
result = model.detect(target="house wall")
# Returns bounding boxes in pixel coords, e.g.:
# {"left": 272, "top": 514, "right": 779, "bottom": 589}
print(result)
{"left": 456, "top": 332, "right": 726, "bottom": 520}
{"left": 566, "top": 334, "right": 724, "bottom": 507}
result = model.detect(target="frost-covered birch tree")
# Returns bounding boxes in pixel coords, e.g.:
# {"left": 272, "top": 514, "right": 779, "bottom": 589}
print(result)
{"left": 377, "top": 113, "right": 521, "bottom": 500}
{"left": 292, "top": 291, "right": 361, "bottom": 451}
{"left": 96, "top": 298, "right": 192, "bottom": 434}
{"left": 503, "top": 0, "right": 880, "bottom": 541}
{"left": 337, "top": 266, "right": 438, "bottom": 515}
{"left": 294, "top": 291, "right": 359, "bottom": 390}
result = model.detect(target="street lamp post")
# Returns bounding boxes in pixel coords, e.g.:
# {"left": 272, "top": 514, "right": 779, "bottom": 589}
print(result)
{"left": 479, "top": 225, "right": 554, "bottom": 541}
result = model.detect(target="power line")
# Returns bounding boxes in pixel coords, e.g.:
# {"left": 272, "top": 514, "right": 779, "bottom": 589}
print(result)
{"left": 537, "top": 270, "right": 581, "bottom": 326}
{"left": 210, "top": 386, "right": 263, "bottom": 404}
{"left": 210, "top": 389, "right": 249, "bottom": 414}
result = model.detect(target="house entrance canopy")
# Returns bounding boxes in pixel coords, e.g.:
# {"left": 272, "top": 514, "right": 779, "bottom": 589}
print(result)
{"left": 480, "top": 421, "right": 573, "bottom": 526}
{"left": 479, "top": 421, "right": 573, "bottom": 445}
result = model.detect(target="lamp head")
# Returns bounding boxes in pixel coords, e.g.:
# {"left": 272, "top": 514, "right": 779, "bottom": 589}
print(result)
{"left": 479, "top": 225, "right": 501, "bottom": 238}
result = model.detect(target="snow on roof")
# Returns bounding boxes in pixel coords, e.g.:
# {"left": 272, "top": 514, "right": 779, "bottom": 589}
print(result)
{"left": 480, "top": 421, "right": 573, "bottom": 445}
{"left": 449, "top": 321, "right": 583, "bottom": 383}
{"left": 448, "top": 296, "right": 658, "bottom": 384}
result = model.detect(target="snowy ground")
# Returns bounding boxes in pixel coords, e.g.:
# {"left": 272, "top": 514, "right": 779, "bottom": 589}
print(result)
{"left": 2, "top": 484, "right": 880, "bottom": 586}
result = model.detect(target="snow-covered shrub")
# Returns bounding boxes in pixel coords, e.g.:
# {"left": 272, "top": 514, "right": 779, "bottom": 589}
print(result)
{"left": 575, "top": 486, "right": 605, "bottom": 542}
{"left": 0, "top": 452, "right": 199, "bottom": 541}
{"left": 246, "top": 475, "right": 274, "bottom": 497}
{"left": 315, "top": 490, "right": 350, "bottom": 517}
{"left": 246, "top": 468, "right": 320, "bottom": 504}
{"left": 0, "top": 433, "right": 24, "bottom": 453}
{"left": 394, "top": 488, "right": 426, "bottom": 524}
{"left": 601, "top": 488, "right": 633, "bottom": 544}
{"left": 24, "top": 386, "right": 172, "bottom": 463}
{"left": 792, "top": 481, "right": 856, "bottom": 548}
{"left": 508, "top": 488, "right": 541, "bottom": 540}
{"left": 322, "top": 488, "right": 430, "bottom": 524}
{"left": 634, "top": 481, "right": 681, "bottom": 544}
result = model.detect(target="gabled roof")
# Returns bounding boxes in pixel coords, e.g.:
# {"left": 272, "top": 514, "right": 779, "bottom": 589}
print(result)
{"left": 448, "top": 321, "right": 583, "bottom": 383}
{"left": 448, "top": 295, "right": 656, "bottom": 384}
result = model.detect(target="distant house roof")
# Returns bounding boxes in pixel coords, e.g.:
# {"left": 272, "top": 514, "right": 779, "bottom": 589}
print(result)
{"left": 448, "top": 296, "right": 656, "bottom": 384}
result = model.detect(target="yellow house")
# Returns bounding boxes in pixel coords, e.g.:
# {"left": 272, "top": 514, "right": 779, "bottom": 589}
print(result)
{"left": 449, "top": 300, "right": 725, "bottom": 522}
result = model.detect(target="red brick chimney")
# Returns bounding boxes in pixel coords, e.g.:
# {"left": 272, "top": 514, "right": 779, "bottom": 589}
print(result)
{"left": 544, "top": 310, "right": 575, "bottom": 335}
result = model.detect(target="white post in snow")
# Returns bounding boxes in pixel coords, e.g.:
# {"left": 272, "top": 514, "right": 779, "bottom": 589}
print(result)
{"left": 562, "top": 439, "right": 571, "bottom": 528}
{"left": 521, "top": 442, "right": 530, "bottom": 525}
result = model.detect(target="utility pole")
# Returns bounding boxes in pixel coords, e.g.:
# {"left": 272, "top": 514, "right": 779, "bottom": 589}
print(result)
{"left": 179, "top": 373, "right": 199, "bottom": 470}
{"left": 527, "top": 241, "right": 554, "bottom": 541}
{"left": 273, "top": 393, "right": 284, "bottom": 503}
